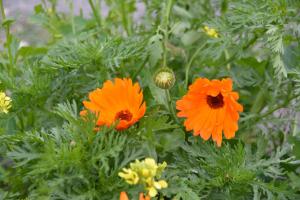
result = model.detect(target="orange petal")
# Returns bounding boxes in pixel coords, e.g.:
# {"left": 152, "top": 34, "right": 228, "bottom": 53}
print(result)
{"left": 120, "top": 192, "right": 129, "bottom": 200}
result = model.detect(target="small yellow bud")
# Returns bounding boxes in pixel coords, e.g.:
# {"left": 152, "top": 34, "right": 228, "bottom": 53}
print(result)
{"left": 142, "top": 169, "right": 150, "bottom": 177}
{"left": 148, "top": 187, "right": 158, "bottom": 197}
{"left": 203, "top": 26, "right": 219, "bottom": 38}
{"left": 158, "top": 180, "right": 168, "bottom": 188}
{"left": 153, "top": 181, "right": 162, "bottom": 189}
{"left": 118, "top": 169, "right": 139, "bottom": 185}
{"left": 0, "top": 91, "right": 12, "bottom": 114}
{"left": 154, "top": 67, "right": 176, "bottom": 89}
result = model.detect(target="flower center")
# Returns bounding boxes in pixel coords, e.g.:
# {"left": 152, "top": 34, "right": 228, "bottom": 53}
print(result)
{"left": 206, "top": 93, "right": 224, "bottom": 109}
{"left": 115, "top": 110, "right": 133, "bottom": 121}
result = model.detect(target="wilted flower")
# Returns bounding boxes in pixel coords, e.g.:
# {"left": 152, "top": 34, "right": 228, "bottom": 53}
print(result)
{"left": 0, "top": 91, "right": 12, "bottom": 114}
{"left": 203, "top": 26, "right": 219, "bottom": 38}
{"left": 119, "top": 158, "right": 168, "bottom": 197}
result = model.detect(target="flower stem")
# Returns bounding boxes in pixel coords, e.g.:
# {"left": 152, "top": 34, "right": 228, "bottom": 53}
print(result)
{"left": 132, "top": 56, "right": 149, "bottom": 81}
{"left": 120, "top": 0, "right": 132, "bottom": 36}
{"left": 184, "top": 43, "right": 206, "bottom": 90}
{"left": 88, "top": 0, "right": 102, "bottom": 28}
{"left": 224, "top": 49, "right": 231, "bottom": 70}
{"left": 162, "top": 0, "right": 173, "bottom": 67}
{"left": 165, "top": 89, "right": 179, "bottom": 123}
{"left": 0, "top": 0, "right": 13, "bottom": 75}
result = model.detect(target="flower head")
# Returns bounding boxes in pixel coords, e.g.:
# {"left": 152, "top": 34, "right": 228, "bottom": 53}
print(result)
{"left": 176, "top": 78, "right": 243, "bottom": 146}
{"left": 119, "top": 158, "right": 168, "bottom": 197}
{"left": 120, "top": 192, "right": 129, "bottom": 200}
{"left": 0, "top": 91, "right": 12, "bottom": 114}
{"left": 120, "top": 192, "right": 150, "bottom": 200}
{"left": 203, "top": 26, "right": 219, "bottom": 38}
{"left": 81, "top": 78, "right": 146, "bottom": 130}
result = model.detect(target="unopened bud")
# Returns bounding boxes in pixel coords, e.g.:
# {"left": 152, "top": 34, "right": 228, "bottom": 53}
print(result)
{"left": 70, "top": 140, "right": 76, "bottom": 147}
{"left": 153, "top": 67, "right": 175, "bottom": 89}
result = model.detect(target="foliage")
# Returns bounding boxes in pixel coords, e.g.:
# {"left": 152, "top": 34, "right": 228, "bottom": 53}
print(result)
{"left": 0, "top": 0, "right": 300, "bottom": 199}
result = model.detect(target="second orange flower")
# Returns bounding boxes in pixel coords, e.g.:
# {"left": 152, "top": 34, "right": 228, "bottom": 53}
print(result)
{"left": 176, "top": 78, "right": 243, "bottom": 146}
{"left": 81, "top": 78, "right": 146, "bottom": 130}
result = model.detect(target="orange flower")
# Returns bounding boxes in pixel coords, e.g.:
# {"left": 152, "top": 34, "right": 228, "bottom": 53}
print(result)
{"left": 120, "top": 192, "right": 129, "bottom": 200}
{"left": 139, "top": 193, "right": 151, "bottom": 200}
{"left": 120, "top": 192, "right": 150, "bottom": 200}
{"left": 176, "top": 78, "right": 243, "bottom": 146}
{"left": 81, "top": 78, "right": 146, "bottom": 130}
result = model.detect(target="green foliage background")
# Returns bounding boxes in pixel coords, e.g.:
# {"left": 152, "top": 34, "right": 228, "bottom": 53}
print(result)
{"left": 0, "top": 0, "right": 300, "bottom": 199}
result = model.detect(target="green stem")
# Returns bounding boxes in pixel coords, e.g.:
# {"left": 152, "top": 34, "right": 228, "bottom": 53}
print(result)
{"left": 0, "top": 0, "right": 13, "bottom": 73}
{"left": 132, "top": 56, "right": 149, "bottom": 81}
{"left": 120, "top": 0, "right": 131, "bottom": 36}
{"left": 224, "top": 49, "right": 231, "bottom": 70}
{"left": 257, "top": 94, "right": 299, "bottom": 120}
{"left": 250, "top": 87, "right": 266, "bottom": 114}
{"left": 184, "top": 43, "right": 206, "bottom": 89}
{"left": 88, "top": 0, "right": 102, "bottom": 28}
{"left": 70, "top": 0, "right": 76, "bottom": 35}
{"left": 162, "top": 0, "right": 173, "bottom": 67}
{"left": 0, "top": 0, "right": 4, "bottom": 17}
{"left": 165, "top": 89, "right": 179, "bottom": 123}
{"left": 220, "top": 34, "right": 259, "bottom": 67}
{"left": 292, "top": 114, "right": 298, "bottom": 137}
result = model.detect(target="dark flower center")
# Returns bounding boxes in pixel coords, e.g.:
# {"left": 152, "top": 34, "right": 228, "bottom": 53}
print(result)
{"left": 115, "top": 110, "right": 133, "bottom": 121}
{"left": 207, "top": 93, "right": 224, "bottom": 109}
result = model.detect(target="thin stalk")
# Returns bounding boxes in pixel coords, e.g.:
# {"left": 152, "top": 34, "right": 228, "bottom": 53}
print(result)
{"left": 162, "top": 0, "right": 173, "bottom": 67}
{"left": 132, "top": 56, "right": 149, "bottom": 81}
{"left": 0, "top": 0, "right": 4, "bottom": 17}
{"left": 165, "top": 89, "right": 179, "bottom": 123}
{"left": 119, "top": 0, "right": 131, "bottom": 36}
{"left": 69, "top": 0, "right": 76, "bottom": 35}
{"left": 292, "top": 114, "right": 298, "bottom": 137}
{"left": 224, "top": 49, "right": 231, "bottom": 70}
{"left": 220, "top": 34, "right": 259, "bottom": 67}
{"left": 184, "top": 43, "right": 206, "bottom": 89}
{"left": 0, "top": 0, "right": 13, "bottom": 74}
{"left": 88, "top": 0, "right": 102, "bottom": 28}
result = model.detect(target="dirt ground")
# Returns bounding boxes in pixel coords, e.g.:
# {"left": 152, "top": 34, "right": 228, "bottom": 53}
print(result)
{"left": 1, "top": 0, "right": 93, "bottom": 44}
{"left": 1, "top": 0, "right": 144, "bottom": 45}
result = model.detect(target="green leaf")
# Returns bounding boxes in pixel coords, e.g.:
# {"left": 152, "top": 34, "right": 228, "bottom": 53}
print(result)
{"left": 17, "top": 46, "right": 48, "bottom": 57}
{"left": 181, "top": 30, "right": 201, "bottom": 46}
{"left": 148, "top": 34, "right": 163, "bottom": 67}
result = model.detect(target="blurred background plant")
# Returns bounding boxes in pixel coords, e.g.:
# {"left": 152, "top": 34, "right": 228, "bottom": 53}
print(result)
{"left": 0, "top": 0, "right": 300, "bottom": 199}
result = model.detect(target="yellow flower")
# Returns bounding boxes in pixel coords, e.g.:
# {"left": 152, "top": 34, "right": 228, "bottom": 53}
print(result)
{"left": 203, "top": 26, "right": 219, "bottom": 38}
{"left": 0, "top": 91, "right": 12, "bottom": 114}
{"left": 118, "top": 168, "right": 139, "bottom": 185}
{"left": 119, "top": 158, "right": 168, "bottom": 198}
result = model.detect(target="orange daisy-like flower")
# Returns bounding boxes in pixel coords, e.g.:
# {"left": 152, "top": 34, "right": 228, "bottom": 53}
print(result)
{"left": 176, "top": 78, "right": 243, "bottom": 146}
{"left": 120, "top": 192, "right": 150, "bottom": 200}
{"left": 81, "top": 78, "right": 146, "bottom": 130}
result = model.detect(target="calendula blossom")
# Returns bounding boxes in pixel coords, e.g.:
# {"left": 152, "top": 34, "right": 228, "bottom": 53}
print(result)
{"left": 0, "top": 91, "right": 12, "bottom": 114}
{"left": 120, "top": 192, "right": 150, "bottom": 200}
{"left": 119, "top": 158, "right": 168, "bottom": 197}
{"left": 81, "top": 78, "right": 146, "bottom": 130}
{"left": 203, "top": 26, "right": 219, "bottom": 38}
{"left": 176, "top": 78, "right": 243, "bottom": 147}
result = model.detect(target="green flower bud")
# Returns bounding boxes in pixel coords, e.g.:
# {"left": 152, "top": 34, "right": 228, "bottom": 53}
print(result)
{"left": 153, "top": 67, "right": 175, "bottom": 89}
